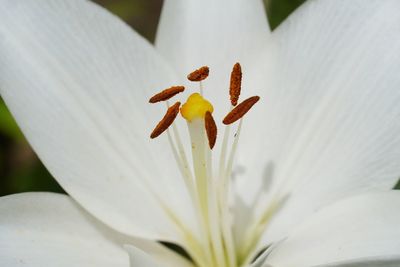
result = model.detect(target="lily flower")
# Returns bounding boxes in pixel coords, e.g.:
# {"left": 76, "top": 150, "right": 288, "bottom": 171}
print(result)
{"left": 1, "top": 0, "right": 400, "bottom": 266}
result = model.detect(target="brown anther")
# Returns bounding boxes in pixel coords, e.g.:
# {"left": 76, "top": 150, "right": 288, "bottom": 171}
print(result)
{"left": 205, "top": 111, "right": 217, "bottom": 149}
{"left": 150, "top": 102, "right": 181, "bottom": 139}
{"left": 187, "top": 66, "right": 209, "bottom": 82}
{"left": 230, "top": 63, "right": 242, "bottom": 106}
{"left": 223, "top": 96, "right": 260, "bottom": 125}
{"left": 149, "top": 86, "right": 185, "bottom": 103}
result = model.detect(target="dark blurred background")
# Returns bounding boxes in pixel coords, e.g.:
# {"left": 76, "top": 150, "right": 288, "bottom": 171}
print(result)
{"left": 0, "top": 0, "right": 397, "bottom": 196}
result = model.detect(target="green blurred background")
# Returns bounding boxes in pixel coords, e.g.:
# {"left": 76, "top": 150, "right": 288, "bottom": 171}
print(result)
{"left": 0, "top": 0, "right": 398, "bottom": 196}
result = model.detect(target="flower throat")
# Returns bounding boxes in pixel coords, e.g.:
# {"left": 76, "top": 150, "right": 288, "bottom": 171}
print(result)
{"left": 149, "top": 63, "right": 260, "bottom": 267}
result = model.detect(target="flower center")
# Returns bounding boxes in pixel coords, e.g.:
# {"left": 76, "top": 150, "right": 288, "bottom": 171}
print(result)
{"left": 181, "top": 93, "right": 214, "bottom": 122}
{"left": 149, "top": 64, "right": 260, "bottom": 267}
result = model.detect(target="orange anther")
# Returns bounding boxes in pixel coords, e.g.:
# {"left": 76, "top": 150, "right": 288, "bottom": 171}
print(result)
{"left": 223, "top": 96, "right": 260, "bottom": 125}
{"left": 149, "top": 86, "right": 185, "bottom": 103}
{"left": 187, "top": 66, "right": 209, "bottom": 82}
{"left": 150, "top": 102, "right": 181, "bottom": 139}
{"left": 205, "top": 111, "right": 217, "bottom": 149}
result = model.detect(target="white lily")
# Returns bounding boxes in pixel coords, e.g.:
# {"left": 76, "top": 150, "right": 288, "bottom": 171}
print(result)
{"left": 1, "top": 0, "right": 400, "bottom": 266}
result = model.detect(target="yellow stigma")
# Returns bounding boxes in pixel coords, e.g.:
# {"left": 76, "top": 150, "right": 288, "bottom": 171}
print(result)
{"left": 181, "top": 93, "right": 214, "bottom": 122}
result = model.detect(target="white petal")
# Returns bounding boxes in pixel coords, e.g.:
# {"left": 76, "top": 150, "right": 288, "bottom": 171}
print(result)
{"left": 156, "top": 0, "right": 270, "bottom": 119}
{"left": 124, "top": 239, "right": 193, "bottom": 267}
{"left": 263, "top": 256, "right": 400, "bottom": 267}
{"left": 264, "top": 192, "right": 400, "bottom": 267}
{"left": 0, "top": 0, "right": 199, "bottom": 242}
{"left": 233, "top": 0, "right": 400, "bottom": 245}
{"left": 0, "top": 192, "right": 128, "bottom": 266}
{"left": 124, "top": 245, "right": 192, "bottom": 267}
{"left": 125, "top": 246, "right": 162, "bottom": 267}
{"left": 311, "top": 257, "right": 400, "bottom": 267}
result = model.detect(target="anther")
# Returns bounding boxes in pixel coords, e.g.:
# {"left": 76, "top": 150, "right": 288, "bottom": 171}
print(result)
{"left": 187, "top": 66, "right": 209, "bottom": 82}
{"left": 223, "top": 96, "right": 260, "bottom": 125}
{"left": 149, "top": 86, "right": 185, "bottom": 103}
{"left": 205, "top": 111, "right": 217, "bottom": 149}
{"left": 229, "top": 63, "right": 242, "bottom": 106}
{"left": 150, "top": 102, "right": 181, "bottom": 139}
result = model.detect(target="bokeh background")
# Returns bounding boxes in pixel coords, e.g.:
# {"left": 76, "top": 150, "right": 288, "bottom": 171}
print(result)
{"left": 0, "top": 0, "right": 398, "bottom": 196}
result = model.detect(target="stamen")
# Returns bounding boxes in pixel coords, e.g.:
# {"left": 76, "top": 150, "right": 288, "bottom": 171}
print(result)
{"left": 150, "top": 102, "right": 181, "bottom": 139}
{"left": 223, "top": 96, "right": 260, "bottom": 125}
{"left": 204, "top": 111, "right": 217, "bottom": 149}
{"left": 164, "top": 102, "right": 195, "bottom": 197}
{"left": 187, "top": 66, "right": 210, "bottom": 82}
{"left": 229, "top": 63, "right": 242, "bottom": 106}
{"left": 149, "top": 86, "right": 185, "bottom": 103}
